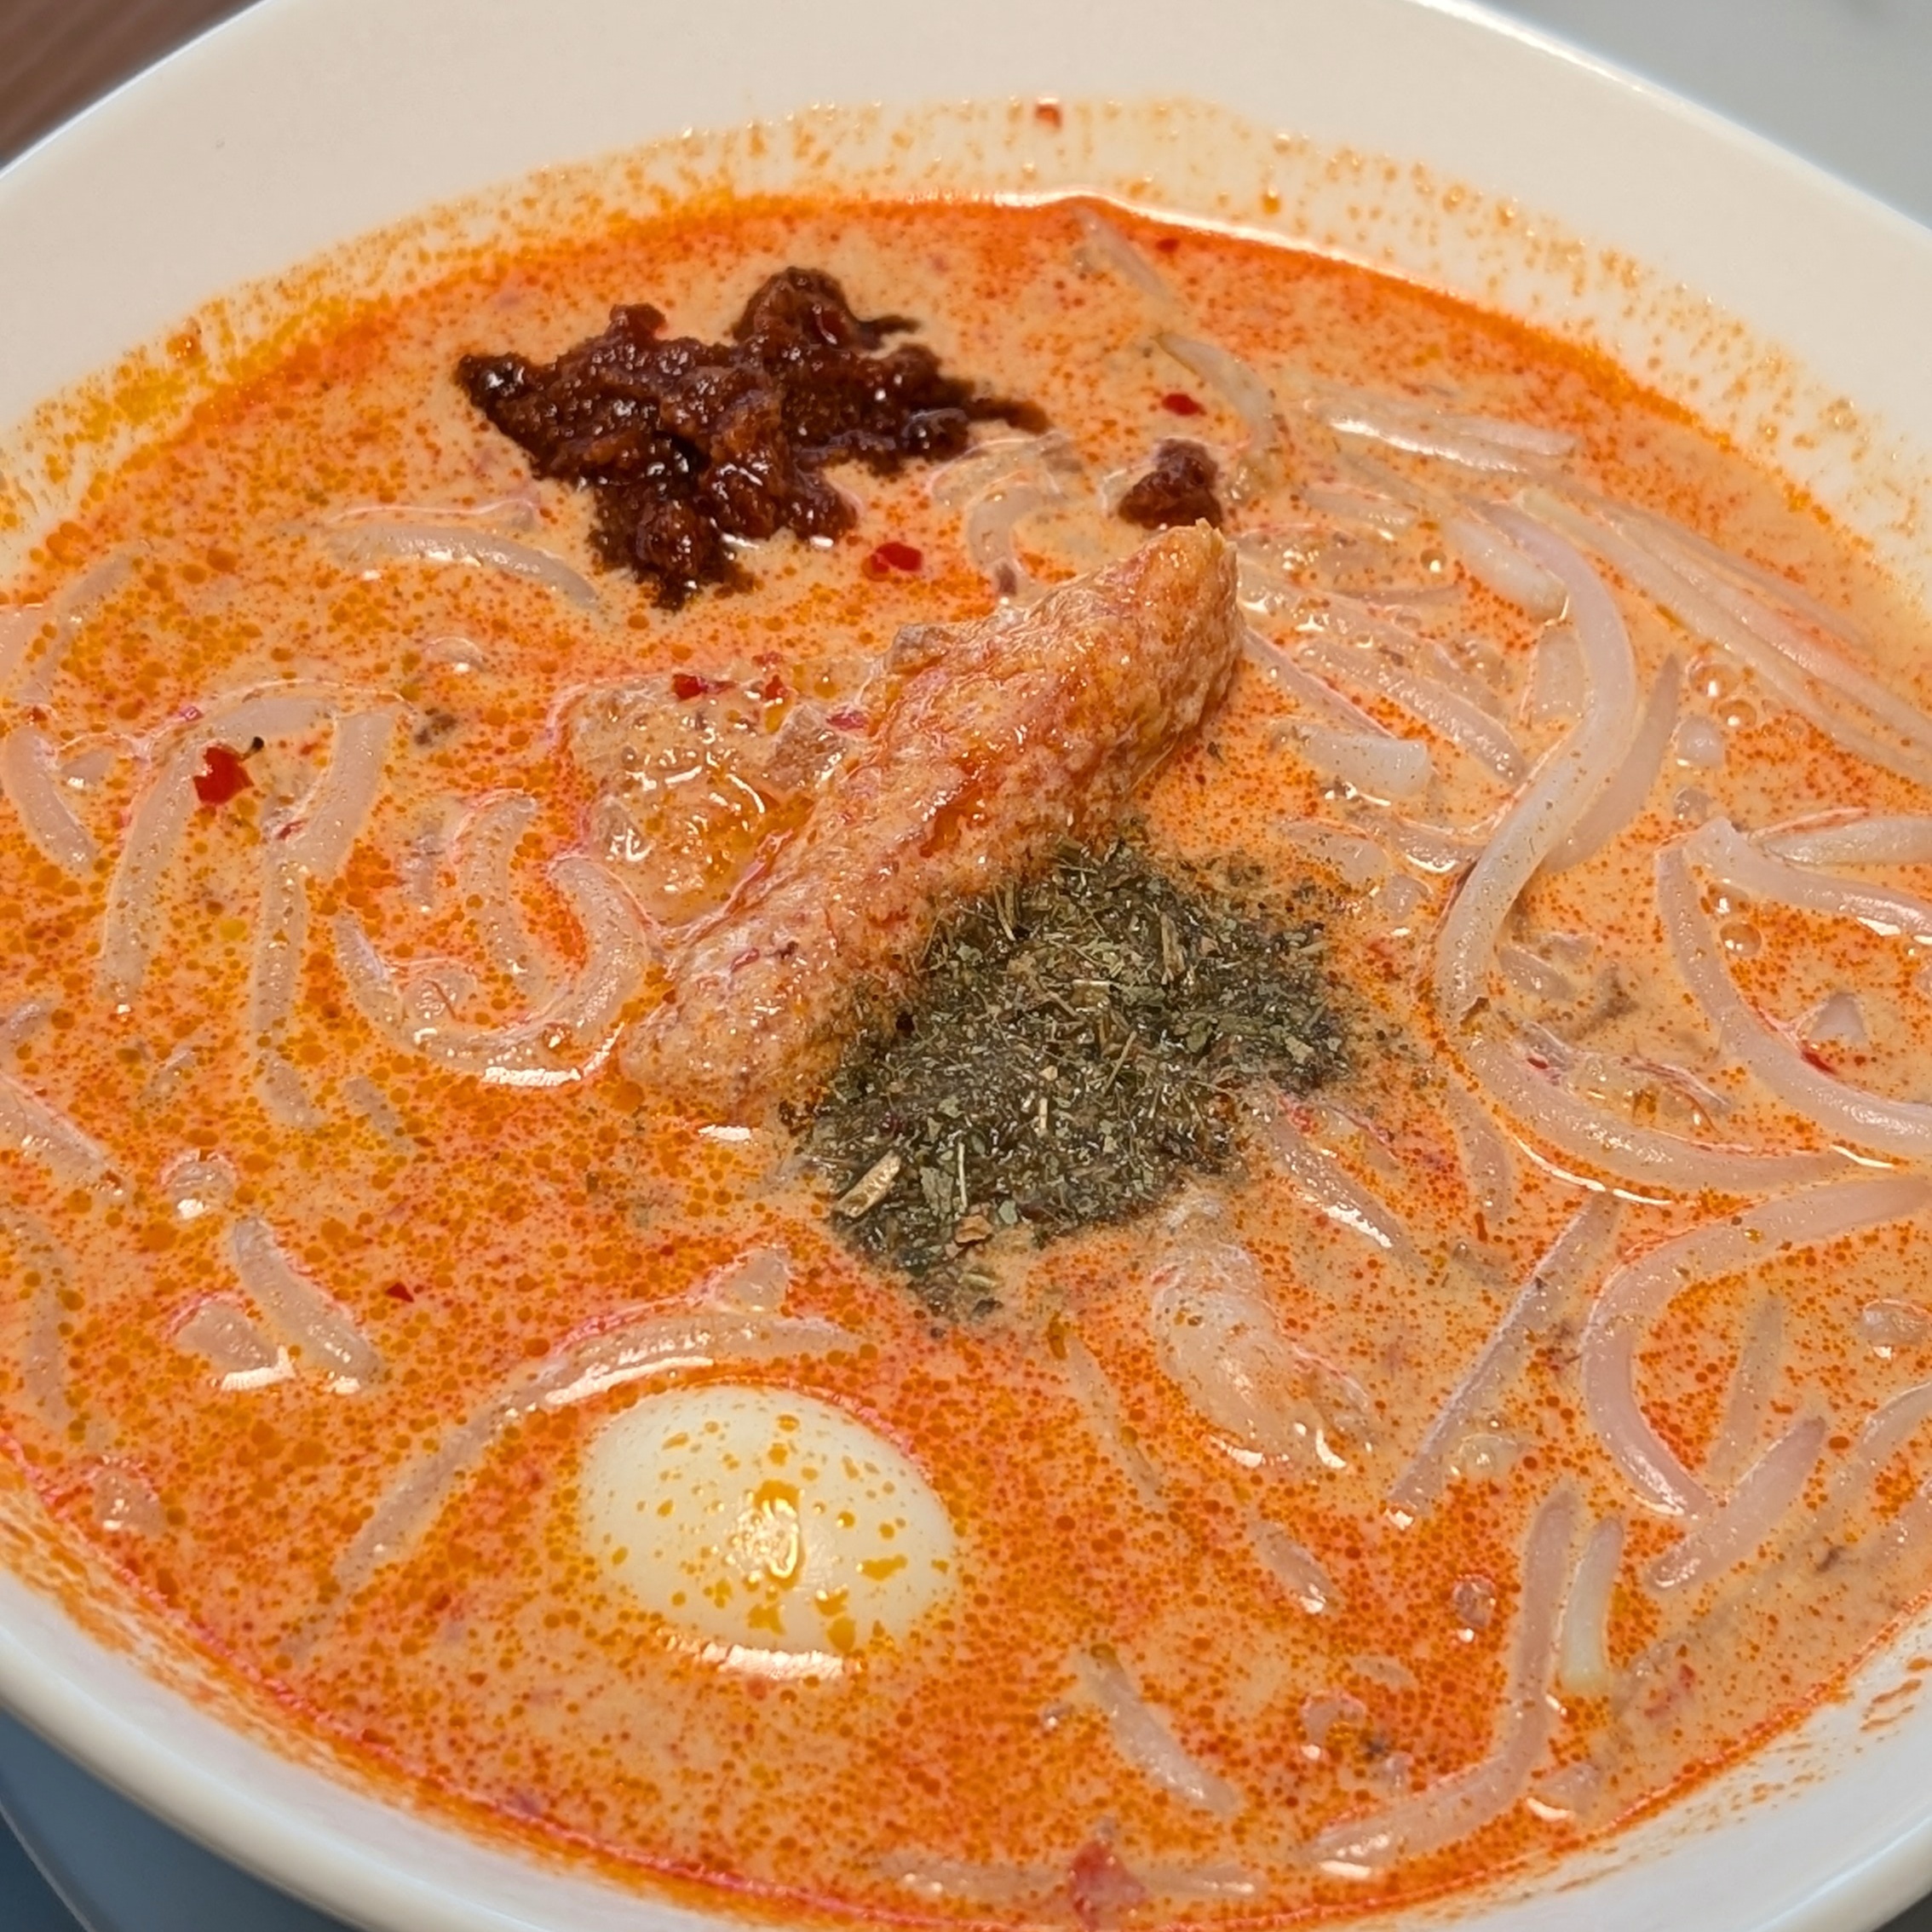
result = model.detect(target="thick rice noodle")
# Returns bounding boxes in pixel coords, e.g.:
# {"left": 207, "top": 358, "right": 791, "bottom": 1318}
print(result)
{"left": 1302, "top": 1486, "right": 1578, "bottom": 1877}
{"left": 100, "top": 688, "right": 341, "bottom": 1001}
{"left": 1646, "top": 1417, "right": 1826, "bottom": 1593}
{"left": 328, "top": 522, "right": 601, "bottom": 610}
{"left": 1524, "top": 490, "right": 1932, "bottom": 790}
{"left": 1704, "top": 1296, "right": 1785, "bottom": 1492}
{"left": 1432, "top": 511, "right": 1636, "bottom": 1026}
{"left": 1440, "top": 511, "right": 1566, "bottom": 618}
{"left": 333, "top": 1251, "right": 849, "bottom": 1601}
{"left": 1389, "top": 1197, "right": 1618, "bottom": 1519}
{"left": 1251, "top": 1101, "right": 1429, "bottom": 1275}
{"left": 1762, "top": 814, "right": 1932, "bottom": 867}
{"left": 452, "top": 791, "right": 556, "bottom": 1002}
{"left": 331, "top": 854, "right": 650, "bottom": 1088}
{"left": 1456, "top": 1030, "right": 1842, "bottom": 1198}
{"left": 1297, "top": 630, "right": 1527, "bottom": 782}
{"left": 1687, "top": 816, "right": 1932, "bottom": 943}
{"left": 1072, "top": 1645, "right": 1243, "bottom": 1817}
{"left": 0, "top": 726, "right": 97, "bottom": 875}
{"left": 1541, "top": 656, "right": 1682, "bottom": 875}
{"left": 1659, "top": 846, "right": 1932, "bottom": 1158}
{"left": 1581, "top": 1177, "right": 1931, "bottom": 1516}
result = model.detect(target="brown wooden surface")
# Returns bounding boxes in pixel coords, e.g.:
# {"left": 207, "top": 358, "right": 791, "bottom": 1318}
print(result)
{"left": 1, "top": 0, "right": 253, "bottom": 166}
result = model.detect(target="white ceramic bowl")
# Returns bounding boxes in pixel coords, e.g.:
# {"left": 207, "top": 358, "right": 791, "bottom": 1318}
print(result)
{"left": 6, "top": 2, "right": 1932, "bottom": 1927}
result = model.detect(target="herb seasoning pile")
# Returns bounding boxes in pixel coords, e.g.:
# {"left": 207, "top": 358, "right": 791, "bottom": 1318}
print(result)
{"left": 801, "top": 843, "right": 1348, "bottom": 1313}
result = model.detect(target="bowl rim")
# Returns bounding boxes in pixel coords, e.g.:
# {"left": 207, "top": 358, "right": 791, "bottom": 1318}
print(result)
{"left": 7, "top": 3, "right": 1932, "bottom": 1929}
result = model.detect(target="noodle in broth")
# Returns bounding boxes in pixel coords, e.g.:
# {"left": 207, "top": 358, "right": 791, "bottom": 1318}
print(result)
{"left": 4, "top": 191, "right": 1932, "bottom": 1925}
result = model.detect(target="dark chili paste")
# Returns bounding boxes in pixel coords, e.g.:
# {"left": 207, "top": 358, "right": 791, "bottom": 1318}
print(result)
{"left": 457, "top": 268, "right": 1044, "bottom": 607}
{"left": 193, "top": 742, "right": 254, "bottom": 808}
{"left": 1117, "top": 438, "right": 1223, "bottom": 530}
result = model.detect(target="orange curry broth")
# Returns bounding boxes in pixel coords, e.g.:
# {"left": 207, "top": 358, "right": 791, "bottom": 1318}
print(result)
{"left": 3, "top": 193, "right": 1932, "bottom": 1925}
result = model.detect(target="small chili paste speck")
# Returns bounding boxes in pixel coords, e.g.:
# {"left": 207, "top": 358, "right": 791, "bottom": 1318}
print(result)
{"left": 1117, "top": 439, "right": 1223, "bottom": 531}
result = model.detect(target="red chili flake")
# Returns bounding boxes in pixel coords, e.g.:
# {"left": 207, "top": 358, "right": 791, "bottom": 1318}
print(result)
{"left": 1066, "top": 1841, "right": 1147, "bottom": 1931}
{"left": 384, "top": 1282, "right": 417, "bottom": 1303}
{"left": 193, "top": 744, "right": 252, "bottom": 807}
{"left": 1033, "top": 98, "right": 1064, "bottom": 129}
{"left": 756, "top": 673, "right": 787, "bottom": 702}
{"left": 826, "top": 707, "right": 869, "bottom": 733}
{"left": 864, "top": 540, "right": 923, "bottom": 578}
{"left": 670, "top": 672, "right": 730, "bottom": 701}
{"left": 1802, "top": 1045, "right": 1835, "bottom": 1073}
{"left": 1159, "top": 390, "right": 1205, "bottom": 417}
{"left": 1153, "top": 236, "right": 1181, "bottom": 255}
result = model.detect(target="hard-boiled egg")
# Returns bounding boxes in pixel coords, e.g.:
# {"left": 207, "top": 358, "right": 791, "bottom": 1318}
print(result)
{"left": 580, "top": 1382, "right": 957, "bottom": 1674}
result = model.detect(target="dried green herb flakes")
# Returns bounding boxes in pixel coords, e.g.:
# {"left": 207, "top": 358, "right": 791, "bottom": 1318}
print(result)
{"left": 801, "top": 844, "right": 1348, "bottom": 1311}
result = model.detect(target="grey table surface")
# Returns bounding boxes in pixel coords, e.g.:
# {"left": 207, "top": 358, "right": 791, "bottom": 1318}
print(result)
{"left": 4, "top": 0, "right": 1932, "bottom": 1925}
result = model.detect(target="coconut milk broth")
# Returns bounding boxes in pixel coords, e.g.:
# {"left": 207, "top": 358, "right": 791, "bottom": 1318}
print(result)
{"left": 5, "top": 195, "right": 1932, "bottom": 1922}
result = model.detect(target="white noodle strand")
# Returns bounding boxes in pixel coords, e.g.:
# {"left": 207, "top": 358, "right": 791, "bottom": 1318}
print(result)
{"left": 329, "top": 524, "right": 599, "bottom": 609}
{"left": 1704, "top": 1296, "right": 1785, "bottom": 1492}
{"left": 1243, "top": 627, "right": 1387, "bottom": 732}
{"left": 1647, "top": 1417, "right": 1826, "bottom": 1592}
{"left": 1442, "top": 512, "right": 1565, "bottom": 618}
{"left": 0, "top": 727, "right": 97, "bottom": 874}
{"left": 246, "top": 708, "right": 395, "bottom": 1122}
{"left": 3, "top": 555, "right": 131, "bottom": 706}
{"left": 279, "top": 709, "right": 394, "bottom": 879}
{"left": 1298, "top": 634, "right": 1526, "bottom": 782}
{"left": 0, "top": 1070, "right": 114, "bottom": 1188}
{"left": 101, "top": 689, "right": 336, "bottom": 1001}
{"left": 332, "top": 1302, "right": 850, "bottom": 1599}
{"left": 1435, "top": 511, "right": 1636, "bottom": 1026}
{"left": 1158, "top": 333, "right": 1280, "bottom": 484}
{"left": 1308, "top": 394, "right": 1538, "bottom": 475}
{"left": 454, "top": 792, "right": 555, "bottom": 1002}
{"left": 1458, "top": 1030, "right": 1841, "bottom": 1198}
{"left": 332, "top": 854, "right": 647, "bottom": 1088}
{"left": 1389, "top": 1196, "right": 1617, "bottom": 1520}
{"left": 227, "top": 1216, "right": 381, "bottom": 1391}
{"left": 1248, "top": 1515, "right": 1343, "bottom": 1614}
{"left": 1689, "top": 816, "right": 1932, "bottom": 943}
{"left": 3, "top": 1207, "right": 75, "bottom": 1429}
{"left": 1821, "top": 1377, "right": 1932, "bottom": 1535}
{"left": 1253, "top": 1101, "right": 1429, "bottom": 1275}
{"left": 1555, "top": 1515, "right": 1624, "bottom": 1696}
{"left": 1290, "top": 723, "right": 1434, "bottom": 802}
{"left": 1581, "top": 1176, "right": 1929, "bottom": 1515}
{"left": 1445, "top": 1082, "right": 1515, "bottom": 1221}
{"left": 1304, "top": 1486, "right": 1577, "bottom": 1876}
{"left": 1072, "top": 209, "right": 1181, "bottom": 310}
{"left": 1762, "top": 814, "right": 1932, "bottom": 868}
{"left": 1056, "top": 1325, "right": 1169, "bottom": 1514}
{"left": 1526, "top": 491, "right": 1932, "bottom": 791}
{"left": 1660, "top": 844, "right": 1932, "bottom": 1157}
{"left": 1543, "top": 656, "right": 1682, "bottom": 874}
{"left": 1073, "top": 1646, "right": 1242, "bottom": 1817}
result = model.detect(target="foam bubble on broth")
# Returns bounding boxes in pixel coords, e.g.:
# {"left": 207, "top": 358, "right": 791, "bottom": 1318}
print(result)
{"left": 6, "top": 187, "right": 1932, "bottom": 1927}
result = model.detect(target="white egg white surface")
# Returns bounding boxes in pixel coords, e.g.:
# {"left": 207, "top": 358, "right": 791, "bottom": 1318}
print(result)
{"left": 579, "top": 1382, "right": 957, "bottom": 1673}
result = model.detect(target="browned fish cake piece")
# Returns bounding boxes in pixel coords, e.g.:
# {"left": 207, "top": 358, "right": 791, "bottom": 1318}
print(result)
{"left": 624, "top": 523, "right": 1243, "bottom": 1116}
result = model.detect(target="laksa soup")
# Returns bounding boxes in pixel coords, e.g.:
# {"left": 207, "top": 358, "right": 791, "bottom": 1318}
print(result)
{"left": 7, "top": 181, "right": 1932, "bottom": 1927}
